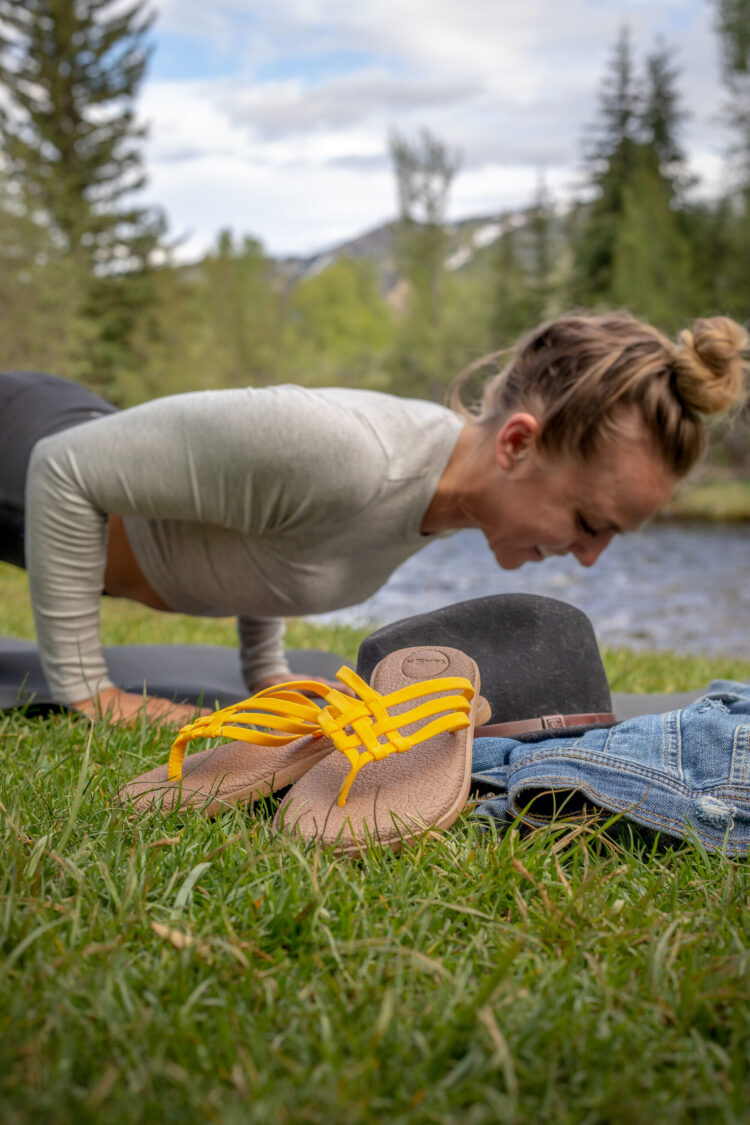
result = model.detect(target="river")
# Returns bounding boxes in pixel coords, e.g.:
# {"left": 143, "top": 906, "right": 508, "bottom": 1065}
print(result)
{"left": 315, "top": 521, "right": 750, "bottom": 656}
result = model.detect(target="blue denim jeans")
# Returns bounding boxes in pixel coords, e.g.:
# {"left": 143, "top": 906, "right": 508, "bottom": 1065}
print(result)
{"left": 471, "top": 680, "right": 750, "bottom": 855}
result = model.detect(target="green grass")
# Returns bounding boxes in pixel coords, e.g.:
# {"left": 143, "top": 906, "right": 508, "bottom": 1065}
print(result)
{"left": 2, "top": 562, "right": 750, "bottom": 1123}
{"left": 0, "top": 562, "right": 369, "bottom": 658}
{"left": 663, "top": 478, "right": 750, "bottom": 523}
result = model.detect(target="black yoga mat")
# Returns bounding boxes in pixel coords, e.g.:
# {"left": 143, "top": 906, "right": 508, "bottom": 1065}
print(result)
{"left": 0, "top": 636, "right": 709, "bottom": 720}
{"left": 610, "top": 690, "right": 705, "bottom": 721}
{"left": 0, "top": 637, "right": 352, "bottom": 713}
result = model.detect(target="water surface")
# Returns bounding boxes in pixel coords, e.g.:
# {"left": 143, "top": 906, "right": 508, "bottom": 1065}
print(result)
{"left": 315, "top": 522, "right": 750, "bottom": 656}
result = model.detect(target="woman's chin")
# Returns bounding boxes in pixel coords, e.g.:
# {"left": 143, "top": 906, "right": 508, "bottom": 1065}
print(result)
{"left": 491, "top": 547, "right": 527, "bottom": 570}
{"left": 492, "top": 543, "right": 551, "bottom": 570}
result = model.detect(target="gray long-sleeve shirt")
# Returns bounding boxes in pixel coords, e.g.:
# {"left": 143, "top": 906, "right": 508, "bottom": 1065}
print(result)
{"left": 25, "top": 384, "right": 463, "bottom": 703}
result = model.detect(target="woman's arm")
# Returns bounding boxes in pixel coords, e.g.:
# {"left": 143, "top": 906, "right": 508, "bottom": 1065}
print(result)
{"left": 25, "top": 385, "right": 383, "bottom": 713}
{"left": 26, "top": 435, "right": 114, "bottom": 705}
{"left": 25, "top": 389, "right": 294, "bottom": 705}
{"left": 237, "top": 616, "right": 290, "bottom": 689}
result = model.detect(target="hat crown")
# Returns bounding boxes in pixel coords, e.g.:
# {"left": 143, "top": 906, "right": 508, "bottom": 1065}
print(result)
{"left": 357, "top": 594, "right": 612, "bottom": 726}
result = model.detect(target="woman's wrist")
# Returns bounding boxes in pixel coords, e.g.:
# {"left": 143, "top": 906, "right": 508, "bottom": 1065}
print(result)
{"left": 252, "top": 672, "right": 294, "bottom": 693}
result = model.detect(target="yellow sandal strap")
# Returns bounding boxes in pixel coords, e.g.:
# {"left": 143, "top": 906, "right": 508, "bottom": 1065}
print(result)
{"left": 334, "top": 666, "right": 474, "bottom": 711}
{"left": 315, "top": 674, "right": 476, "bottom": 806}
{"left": 167, "top": 666, "right": 477, "bottom": 803}
{"left": 167, "top": 679, "right": 335, "bottom": 781}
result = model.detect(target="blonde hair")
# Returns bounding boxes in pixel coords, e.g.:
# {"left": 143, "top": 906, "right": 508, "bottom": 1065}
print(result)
{"left": 450, "top": 311, "right": 749, "bottom": 477}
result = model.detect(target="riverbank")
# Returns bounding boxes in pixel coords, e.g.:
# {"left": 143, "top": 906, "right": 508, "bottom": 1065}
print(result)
{"left": 2, "top": 562, "right": 750, "bottom": 692}
{"left": 659, "top": 474, "right": 750, "bottom": 522}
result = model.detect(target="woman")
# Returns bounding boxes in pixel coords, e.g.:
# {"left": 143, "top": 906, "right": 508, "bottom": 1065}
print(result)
{"left": 4, "top": 310, "right": 747, "bottom": 724}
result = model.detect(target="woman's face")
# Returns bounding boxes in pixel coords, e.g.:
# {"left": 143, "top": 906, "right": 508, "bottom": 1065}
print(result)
{"left": 471, "top": 414, "right": 676, "bottom": 571}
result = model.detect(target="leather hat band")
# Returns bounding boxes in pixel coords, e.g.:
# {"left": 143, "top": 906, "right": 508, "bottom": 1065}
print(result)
{"left": 475, "top": 712, "right": 616, "bottom": 739}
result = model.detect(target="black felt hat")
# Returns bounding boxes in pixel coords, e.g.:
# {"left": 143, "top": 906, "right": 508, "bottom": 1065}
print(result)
{"left": 357, "top": 594, "right": 615, "bottom": 739}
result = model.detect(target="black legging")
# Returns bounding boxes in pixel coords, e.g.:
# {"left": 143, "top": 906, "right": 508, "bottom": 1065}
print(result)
{"left": 0, "top": 372, "right": 117, "bottom": 568}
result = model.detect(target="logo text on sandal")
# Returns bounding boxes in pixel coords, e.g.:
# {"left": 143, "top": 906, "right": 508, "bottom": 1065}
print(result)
{"left": 400, "top": 650, "right": 450, "bottom": 678}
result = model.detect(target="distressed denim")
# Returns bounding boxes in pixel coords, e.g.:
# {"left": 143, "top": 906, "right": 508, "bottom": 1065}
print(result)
{"left": 470, "top": 680, "right": 750, "bottom": 855}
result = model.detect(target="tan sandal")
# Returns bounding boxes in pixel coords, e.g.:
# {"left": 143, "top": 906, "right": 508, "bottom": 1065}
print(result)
{"left": 272, "top": 646, "right": 483, "bottom": 854}
{"left": 120, "top": 681, "right": 339, "bottom": 816}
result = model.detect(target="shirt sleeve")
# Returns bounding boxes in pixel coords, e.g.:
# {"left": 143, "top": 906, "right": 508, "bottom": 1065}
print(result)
{"left": 236, "top": 616, "right": 290, "bottom": 689}
{"left": 26, "top": 436, "right": 113, "bottom": 704}
{"left": 25, "top": 386, "right": 383, "bottom": 703}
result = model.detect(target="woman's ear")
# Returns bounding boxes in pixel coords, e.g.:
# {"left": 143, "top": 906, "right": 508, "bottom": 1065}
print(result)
{"left": 494, "top": 413, "right": 541, "bottom": 470}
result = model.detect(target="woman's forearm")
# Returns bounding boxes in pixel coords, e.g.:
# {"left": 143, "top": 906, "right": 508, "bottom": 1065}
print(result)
{"left": 237, "top": 616, "right": 290, "bottom": 689}
{"left": 26, "top": 437, "right": 114, "bottom": 703}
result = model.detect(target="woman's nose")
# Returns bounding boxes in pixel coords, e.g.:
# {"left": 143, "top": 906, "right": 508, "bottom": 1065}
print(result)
{"left": 574, "top": 529, "right": 615, "bottom": 567}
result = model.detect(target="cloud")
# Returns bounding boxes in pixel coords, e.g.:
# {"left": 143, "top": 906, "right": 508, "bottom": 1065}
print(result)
{"left": 326, "top": 153, "right": 391, "bottom": 172}
{"left": 224, "top": 70, "right": 481, "bottom": 139}
{"left": 143, "top": 147, "right": 397, "bottom": 257}
{"left": 157, "top": 145, "right": 237, "bottom": 164}
{"left": 139, "top": 0, "right": 732, "bottom": 256}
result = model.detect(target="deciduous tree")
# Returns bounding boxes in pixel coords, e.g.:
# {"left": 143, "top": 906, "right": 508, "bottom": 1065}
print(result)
{"left": 388, "top": 127, "right": 461, "bottom": 397}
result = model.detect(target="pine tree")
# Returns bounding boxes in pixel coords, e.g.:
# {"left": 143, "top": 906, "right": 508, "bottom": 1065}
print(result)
{"left": 201, "top": 230, "right": 283, "bottom": 389}
{"left": 0, "top": 0, "right": 160, "bottom": 264}
{"left": 122, "top": 232, "right": 286, "bottom": 403}
{"left": 491, "top": 221, "right": 541, "bottom": 346}
{"left": 0, "top": 0, "right": 165, "bottom": 396}
{"left": 715, "top": 0, "right": 750, "bottom": 92}
{"left": 587, "top": 26, "right": 640, "bottom": 173}
{"left": 119, "top": 262, "right": 209, "bottom": 403}
{"left": 0, "top": 171, "right": 92, "bottom": 372}
{"left": 571, "top": 26, "right": 642, "bottom": 303}
{"left": 528, "top": 172, "right": 554, "bottom": 310}
{"left": 610, "top": 153, "right": 697, "bottom": 332}
{"left": 571, "top": 27, "right": 698, "bottom": 312}
{"left": 640, "top": 38, "right": 689, "bottom": 194}
{"left": 713, "top": 0, "right": 750, "bottom": 182}
{"left": 712, "top": 0, "right": 750, "bottom": 321}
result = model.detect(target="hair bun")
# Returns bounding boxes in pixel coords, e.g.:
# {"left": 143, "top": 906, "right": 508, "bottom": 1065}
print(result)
{"left": 673, "top": 316, "right": 749, "bottom": 415}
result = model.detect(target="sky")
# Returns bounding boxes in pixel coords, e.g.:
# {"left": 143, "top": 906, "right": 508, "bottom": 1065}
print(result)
{"left": 139, "top": 0, "right": 732, "bottom": 260}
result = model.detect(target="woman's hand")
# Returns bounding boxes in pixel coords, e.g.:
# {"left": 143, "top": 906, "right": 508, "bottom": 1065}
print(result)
{"left": 71, "top": 687, "right": 211, "bottom": 725}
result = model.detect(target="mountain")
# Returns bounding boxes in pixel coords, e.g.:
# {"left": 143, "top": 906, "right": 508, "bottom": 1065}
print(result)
{"left": 274, "top": 204, "right": 569, "bottom": 301}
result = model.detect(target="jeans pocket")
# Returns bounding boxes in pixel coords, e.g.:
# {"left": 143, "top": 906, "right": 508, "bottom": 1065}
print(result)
{"left": 729, "top": 724, "right": 750, "bottom": 786}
